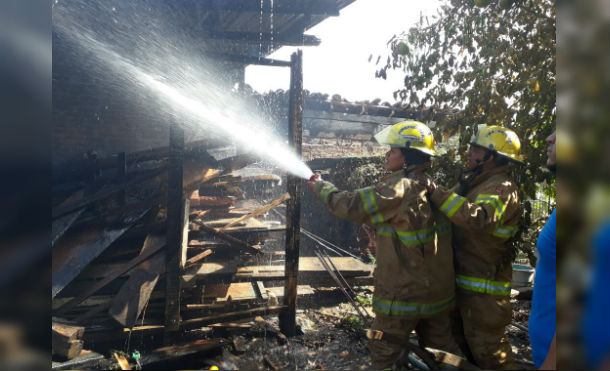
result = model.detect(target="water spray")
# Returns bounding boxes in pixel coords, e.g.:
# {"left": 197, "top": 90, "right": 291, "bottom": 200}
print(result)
{"left": 54, "top": 4, "right": 315, "bottom": 180}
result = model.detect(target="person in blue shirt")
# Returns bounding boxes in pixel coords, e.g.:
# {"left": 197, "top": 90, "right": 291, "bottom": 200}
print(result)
{"left": 529, "top": 131, "right": 556, "bottom": 369}
{"left": 582, "top": 221, "right": 610, "bottom": 369}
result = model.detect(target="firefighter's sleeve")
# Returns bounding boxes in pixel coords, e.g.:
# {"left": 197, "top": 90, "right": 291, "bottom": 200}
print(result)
{"left": 430, "top": 186, "right": 514, "bottom": 235}
{"left": 312, "top": 180, "right": 401, "bottom": 226}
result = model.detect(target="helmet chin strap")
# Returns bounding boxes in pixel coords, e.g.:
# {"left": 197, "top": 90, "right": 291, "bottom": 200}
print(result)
{"left": 402, "top": 161, "right": 410, "bottom": 176}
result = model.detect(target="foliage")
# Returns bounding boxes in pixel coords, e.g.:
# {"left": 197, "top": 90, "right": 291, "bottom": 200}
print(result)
{"left": 377, "top": 0, "right": 555, "bottom": 197}
{"left": 376, "top": 0, "right": 556, "bottom": 263}
{"left": 356, "top": 294, "right": 373, "bottom": 306}
{"left": 338, "top": 314, "right": 367, "bottom": 337}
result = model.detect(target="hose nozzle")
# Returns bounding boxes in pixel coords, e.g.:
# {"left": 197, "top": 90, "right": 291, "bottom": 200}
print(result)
{"left": 309, "top": 174, "right": 320, "bottom": 182}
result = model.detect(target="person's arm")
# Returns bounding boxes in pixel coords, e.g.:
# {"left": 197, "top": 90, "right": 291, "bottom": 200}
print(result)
{"left": 429, "top": 185, "right": 517, "bottom": 237}
{"left": 540, "top": 333, "right": 556, "bottom": 370}
{"left": 307, "top": 179, "right": 402, "bottom": 226}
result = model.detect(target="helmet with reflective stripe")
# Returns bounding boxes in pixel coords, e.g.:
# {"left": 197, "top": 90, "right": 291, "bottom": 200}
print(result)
{"left": 471, "top": 125, "right": 525, "bottom": 164}
{"left": 374, "top": 121, "right": 436, "bottom": 156}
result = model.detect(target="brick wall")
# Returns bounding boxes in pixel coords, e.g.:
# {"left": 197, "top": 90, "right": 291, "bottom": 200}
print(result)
{"left": 302, "top": 137, "right": 386, "bottom": 161}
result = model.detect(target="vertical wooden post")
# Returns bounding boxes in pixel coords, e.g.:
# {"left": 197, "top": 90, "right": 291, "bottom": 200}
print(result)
{"left": 117, "top": 152, "right": 126, "bottom": 205}
{"left": 279, "top": 50, "right": 304, "bottom": 336}
{"left": 165, "top": 124, "right": 185, "bottom": 340}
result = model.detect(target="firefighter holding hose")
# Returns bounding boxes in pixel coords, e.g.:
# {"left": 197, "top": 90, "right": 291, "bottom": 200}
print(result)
{"left": 307, "top": 121, "right": 460, "bottom": 369}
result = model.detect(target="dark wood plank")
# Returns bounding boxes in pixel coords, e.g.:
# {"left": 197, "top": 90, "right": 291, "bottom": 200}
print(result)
{"left": 52, "top": 208, "right": 85, "bottom": 246}
{"left": 139, "top": 339, "right": 227, "bottom": 367}
{"left": 217, "top": 153, "right": 260, "bottom": 174}
{"left": 108, "top": 234, "right": 166, "bottom": 328}
{"left": 55, "top": 235, "right": 165, "bottom": 315}
{"left": 74, "top": 301, "right": 111, "bottom": 323}
{"left": 52, "top": 169, "right": 165, "bottom": 219}
{"left": 82, "top": 324, "right": 165, "bottom": 343}
{"left": 208, "top": 31, "right": 321, "bottom": 46}
{"left": 201, "top": 0, "right": 340, "bottom": 15}
{"left": 165, "top": 124, "right": 185, "bottom": 334}
{"left": 181, "top": 306, "right": 285, "bottom": 329}
{"left": 51, "top": 208, "right": 150, "bottom": 299}
{"left": 51, "top": 351, "right": 105, "bottom": 370}
{"left": 192, "top": 221, "right": 262, "bottom": 255}
{"left": 280, "top": 50, "right": 304, "bottom": 337}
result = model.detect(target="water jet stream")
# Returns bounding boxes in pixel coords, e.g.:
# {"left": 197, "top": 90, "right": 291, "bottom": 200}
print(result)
{"left": 54, "top": 6, "right": 313, "bottom": 179}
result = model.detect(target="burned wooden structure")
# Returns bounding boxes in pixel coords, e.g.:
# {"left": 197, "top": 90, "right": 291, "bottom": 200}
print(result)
{"left": 51, "top": 132, "right": 372, "bottom": 366}
{"left": 51, "top": 1, "right": 401, "bottom": 367}
{"left": 52, "top": 48, "right": 374, "bottom": 369}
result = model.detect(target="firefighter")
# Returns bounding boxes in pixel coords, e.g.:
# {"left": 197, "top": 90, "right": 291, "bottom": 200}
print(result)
{"left": 420, "top": 125, "right": 524, "bottom": 370}
{"left": 307, "top": 121, "right": 459, "bottom": 369}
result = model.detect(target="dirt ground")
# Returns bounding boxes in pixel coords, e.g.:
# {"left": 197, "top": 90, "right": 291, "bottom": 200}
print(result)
{"left": 208, "top": 289, "right": 535, "bottom": 370}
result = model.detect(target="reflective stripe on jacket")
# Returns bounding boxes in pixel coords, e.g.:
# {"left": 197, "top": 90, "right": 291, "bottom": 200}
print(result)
{"left": 313, "top": 167, "right": 455, "bottom": 315}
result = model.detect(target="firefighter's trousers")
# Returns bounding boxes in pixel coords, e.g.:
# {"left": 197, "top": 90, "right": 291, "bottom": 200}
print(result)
{"left": 451, "top": 293, "right": 515, "bottom": 370}
{"left": 368, "top": 311, "right": 460, "bottom": 370}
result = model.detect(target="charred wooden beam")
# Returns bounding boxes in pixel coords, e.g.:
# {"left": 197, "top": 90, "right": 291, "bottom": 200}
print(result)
{"left": 165, "top": 124, "right": 185, "bottom": 335}
{"left": 117, "top": 152, "right": 126, "bottom": 205}
{"left": 192, "top": 221, "right": 263, "bottom": 255}
{"left": 51, "top": 351, "right": 106, "bottom": 370}
{"left": 205, "top": 53, "right": 291, "bottom": 67}
{"left": 138, "top": 339, "right": 227, "bottom": 367}
{"left": 52, "top": 168, "right": 165, "bottom": 219}
{"left": 208, "top": 31, "right": 320, "bottom": 46}
{"left": 51, "top": 207, "right": 150, "bottom": 299}
{"left": 74, "top": 301, "right": 111, "bottom": 323}
{"left": 181, "top": 305, "right": 285, "bottom": 329}
{"left": 52, "top": 139, "right": 216, "bottom": 192}
{"left": 109, "top": 234, "right": 167, "bottom": 328}
{"left": 279, "top": 50, "right": 304, "bottom": 337}
{"left": 54, "top": 235, "right": 165, "bottom": 315}
{"left": 218, "top": 153, "right": 260, "bottom": 174}
{"left": 52, "top": 208, "right": 85, "bottom": 246}
{"left": 202, "top": 0, "right": 340, "bottom": 15}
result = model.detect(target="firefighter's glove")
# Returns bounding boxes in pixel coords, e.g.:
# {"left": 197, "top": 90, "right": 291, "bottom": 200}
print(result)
{"left": 306, "top": 173, "right": 322, "bottom": 193}
{"left": 414, "top": 174, "right": 437, "bottom": 195}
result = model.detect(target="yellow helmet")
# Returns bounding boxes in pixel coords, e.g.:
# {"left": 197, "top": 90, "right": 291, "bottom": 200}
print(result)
{"left": 374, "top": 121, "right": 436, "bottom": 156}
{"left": 471, "top": 125, "right": 525, "bottom": 164}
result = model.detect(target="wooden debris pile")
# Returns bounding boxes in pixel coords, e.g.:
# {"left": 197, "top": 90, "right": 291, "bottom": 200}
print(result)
{"left": 51, "top": 139, "right": 374, "bottom": 369}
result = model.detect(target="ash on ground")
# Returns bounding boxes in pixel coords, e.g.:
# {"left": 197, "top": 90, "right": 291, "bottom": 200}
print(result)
{"left": 207, "top": 289, "right": 534, "bottom": 370}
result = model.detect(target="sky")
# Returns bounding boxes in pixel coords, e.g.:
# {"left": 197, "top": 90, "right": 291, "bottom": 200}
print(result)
{"left": 245, "top": 0, "right": 441, "bottom": 103}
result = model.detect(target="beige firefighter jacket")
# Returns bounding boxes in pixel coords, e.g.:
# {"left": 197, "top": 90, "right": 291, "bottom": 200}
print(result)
{"left": 312, "top": 166, "right": 455, "bottom": 317}
{"left": 430, "top": 165, "right": 521, "bottom": 297}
